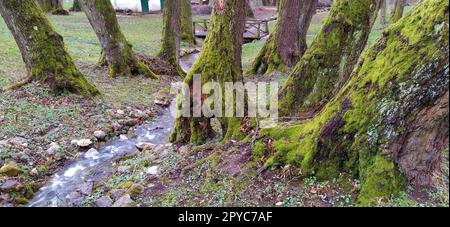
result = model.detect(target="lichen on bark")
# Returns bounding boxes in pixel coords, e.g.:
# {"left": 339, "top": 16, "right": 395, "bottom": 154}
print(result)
{"left": 254, "top": 0, "right": 449, "bottom": 205}
{"left": 0, "top": 0, "right": 99, "bottom": 96}
{"left": 278, "top": 0, "right": 381, "bottom": 116}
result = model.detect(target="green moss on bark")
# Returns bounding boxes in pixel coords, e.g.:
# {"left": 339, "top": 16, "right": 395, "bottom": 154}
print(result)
{"left": 255, "top": 0, "right": 449, "bottom": 205}
{"left": 0, "top": 0, "right": 99, "bottom": 96}
{"left": 181, "top": 0, "right": 195, "bottom": 44}
{"left": 278, "top": 0, "right": 381, "bottom": 116}
{"left": 80, "top": 0, "right": 158, "bottom": 79}
{"left": 158, "top": 0, "right": 185, "bottom": 77}
{"left": 170, "top": 0, "right": 246, "bottom": 144}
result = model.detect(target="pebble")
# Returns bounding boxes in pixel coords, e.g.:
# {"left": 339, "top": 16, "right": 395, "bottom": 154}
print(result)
{"left": 78, "top": 182, "right": 93, "bottom": 195}
{"left": 46, "top": 142, "right": 61, "bottom": 155}
{"left": 95, "top": 196, "right": 113, "bottom": 207}
{"left": 31, "top": 168, "right": 39, "bottom": 176}
{"left": 0, "top": 179, "right": 22, "bottom": 192}
{"left": 154, "top": 99, "right": 170, "bottom": 107}
{"left": 93, "top": 130, "right": 106, "bottom": 140}
{"left": 136, "top": 142, "right": 155, "bottom": 151}
{"left": 116, "top": 109, "right": 125, "bottom": 116}
{"left": 146, "top": 166, "right": 159, "bottom": 175}
{"left": 71, "top": 139, "right": 93, "bottom": 148}
{"left": 84, "top": 148, "right": 99, "bottom": 159}
{"left": 109, "top": 189, "right": 126, "bottom": 201}
{"left": 118, "top": 166, "right": 131, "bottom": 173}
{"left": 112, "top": 194, "right": 134, "bottom": 207}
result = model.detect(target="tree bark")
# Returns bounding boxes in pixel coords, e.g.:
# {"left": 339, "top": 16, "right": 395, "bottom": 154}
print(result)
{"left": 181, "top": 0, "right": 196, "bottom": 44}
{"left": 248, "top": 0, "right": 317, "bottom": 76}
{"left": 256, "top": 0, "right": 448, "bottom": 205}
{"left": 159, "top": 0, "right": 184, "bottom": 76}
{"left": 79, "top": 0, "right": 157, "bottom": 78}
{"left": 278, "top": 0, "right": 381, "bottom": 117}
{"left": 170, "top": 0, "right": 247, "bottom": 144}
{"left": 0, "top": 0, "right": 99, "bottom": 96}
{"left": 380, "top": 0, "right": 387, "bottom": 26}
{"left": 70, "top": 0, "right": 82, "bottom": 12}
{"left": 246, "top": 0, "right": 255, "bottom": 18}
{"left": 36, "top": 0, "right": 69, "bottom": 15}
{"left": 391, "top": 0, "right": 405, "bottom": 23}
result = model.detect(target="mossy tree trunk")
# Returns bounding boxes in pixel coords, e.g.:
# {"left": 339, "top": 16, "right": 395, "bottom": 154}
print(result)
{"left": 256, "top": 0, "right": 448, "bottom": 205}
{"left": 36, "top": 0, "right": 69, "bottom": 15}
{"left": 391, "top": 0, "right": 404, "bottom": 23}
{"left": 170, "top": 0, "right": 247, "bottom": 144}
{"left": 180, "top": 0, "right": 196, "bottom": 45}
{"left": 70, "top": 0, "right": 82, "bottom": 12}
{"left": 0, "top": 0, "right": 99, "bottom": 96}
{"left": 79, "top": 0, "right": 157, "bottom": 78}
{"left": 159, "top": 0, "right": 184, "bottom": 76}
{"left": 247, "top": 0, "right": 317, "bottom": 76}
{"left": 278, "top": 0, "right": 381, "bottom": 117}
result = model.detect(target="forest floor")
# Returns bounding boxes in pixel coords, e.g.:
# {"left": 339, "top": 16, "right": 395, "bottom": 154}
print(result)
{"left": 0, "top": 7, "right": 448, "bottom": 207}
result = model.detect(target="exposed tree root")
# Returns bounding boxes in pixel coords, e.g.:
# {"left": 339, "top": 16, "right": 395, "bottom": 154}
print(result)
{"left": 0, "top": 77, "right": 32, "bottom": 93}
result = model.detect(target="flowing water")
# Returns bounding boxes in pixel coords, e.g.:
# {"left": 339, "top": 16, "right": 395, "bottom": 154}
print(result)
{"left": 28, "top": 101, "right": 177, "bottom": 207}
{"left": 28, "top": 53, "right": 200, "bottom": 207}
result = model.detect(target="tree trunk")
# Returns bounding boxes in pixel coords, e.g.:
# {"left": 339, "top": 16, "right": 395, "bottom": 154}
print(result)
{"left": 380, "top": 0, "right": 387, "bottom": 26}
{"left": 391, "top": 0, "right": 405, "bottom": 23}
{"left": 256, "top": 0, "right": 448, "bottom": 206}
{"left": 246, "top": 0, "right": 255, "bottom": 18}
{"left": 180, "top": 0, "right": 196, "bottom": 44}
{"left": 278, "top": 0, "right": 381, "bottom": 117}
{"left": 79, "top": 0, "right": 157, "bottom": 78}
{"left": 248, "top": 0, "right": 317, "bottom": 76}
{"left": 159, "top": 0, "right": 184, "bottom": 76}
{"left": 70, "top": 0, "right": 82, "bottom": 12}
{"left": 0, "top": 0, "right": 99, "bottom": 96}
{"left": 36, "top": 0, "right": 69, "bottom": 15}
{"left": 170, "top": 0, "right": 247, "bottom": 144}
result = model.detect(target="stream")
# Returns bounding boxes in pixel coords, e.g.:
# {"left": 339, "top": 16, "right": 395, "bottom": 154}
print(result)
{"left": 28, "top": 53, "right": 199, "bottom": 207}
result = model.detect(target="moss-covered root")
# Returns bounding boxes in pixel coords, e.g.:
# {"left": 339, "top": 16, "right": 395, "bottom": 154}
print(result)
{"left": 170, "top": 0, "right": 247, "bottom": 144}
{"left": 0, "top": 0, "right": 99, "bottom": 96}
{"left": 255, "top": 0, "right": 449, "bottom": 205}
{"left": 108, "top": 55, "right": 158, "bottom": 79}
{"left": 278, "top": 0, "right": 381, "bottom": 116}
{"left": 247, "top": 33, "right": 286, "bottom": 76}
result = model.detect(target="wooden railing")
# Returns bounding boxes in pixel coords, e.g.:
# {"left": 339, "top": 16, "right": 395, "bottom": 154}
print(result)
{"left": 193, "top": 17, "right": 277, "bottom": 40}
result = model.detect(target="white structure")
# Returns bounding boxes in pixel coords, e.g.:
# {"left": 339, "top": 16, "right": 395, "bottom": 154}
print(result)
{"left": 110, "top": 0, "right": 161, "bottom": 12}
